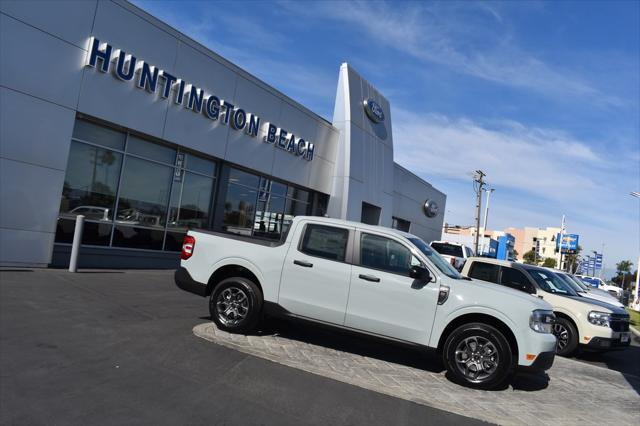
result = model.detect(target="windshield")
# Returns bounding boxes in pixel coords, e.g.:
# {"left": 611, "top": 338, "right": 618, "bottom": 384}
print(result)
{"left": 409, "top": 237, "right": 462, "bottom": 279}
{"left": 526, "top": 268, "right": 579, "bottom": 296}
{"left": 555, "top": 273, "right": 586, "bottom": 293}
{"left": 430, "top": 242, "right": 464, "bottom": 258}
{"left": 567, "top": 274, "right": 590, "bottom": 291}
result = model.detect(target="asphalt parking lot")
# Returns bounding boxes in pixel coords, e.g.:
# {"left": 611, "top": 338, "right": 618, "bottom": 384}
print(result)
{"left": 0, "top": 269, "right": 484, "bottom": 426}
{"left": 1, "top": 269, "right": 638, "bottom": 425}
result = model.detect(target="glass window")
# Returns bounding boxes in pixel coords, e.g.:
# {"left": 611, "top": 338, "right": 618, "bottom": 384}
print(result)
{"left": 468, "top": 262, "right": 500, "bottom": 283}
{"left": 287, "top": 186, "right": 310, "bottom": 202}
{"left": 430, "top": 242, "right": 464, "bottom": 258}
{"left": 409, "top": 237, "right": 462, "bottom": 279}
{"left": 312, "top": 193, "right": 329, "bottom": 217}
{"left": 300, "top": 225, "right": 349, "bottom": 262}
{"left": 112, "top": 225, "right": 164, "bottom": 250}
{"left": 229, "top": 168, "right": 260, "bottom": 188}
{"left": 253, "top": 194, "right": 286, "bottom": 240}
{"left": 360, "top": 233, "right": 416, "bottom": 276}
{"left": 59, "top": 141, "right": 122, "bottom": 220}
{"left": 392, "top": 217, "right": 411, "bottom": 232}
{"left": 223, "top": 183, "right": 257, "bottom": 236}
{"left": 116, "top": 156, "right": 173, "bottom": 228}
{"left": 500, "top": 267, "right": 533, "bottom": 293}
{"left": 167, "top": 171, "right": 214, "bottom": 231}
{"left": 72, "top": 119, "right": 125, "bottom": 150}
{"left": 526, "top": 268, "right": 578, "bottom": 295}
{"left": 55, "top": 218, "right": 112, "bottom": 246}
{"left": 185, "top": 153, "right": 216, "bottom": 176}
{"left": 127, "top": 135, "right": 176, "bottom": 164}
{"left": 283, "top": 197, "right": 310, "bottom": 234}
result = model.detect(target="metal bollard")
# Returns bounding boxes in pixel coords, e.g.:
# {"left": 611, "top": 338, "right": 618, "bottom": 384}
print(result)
{"left": 68, "top": 215, "right": 85, "bottom": 272}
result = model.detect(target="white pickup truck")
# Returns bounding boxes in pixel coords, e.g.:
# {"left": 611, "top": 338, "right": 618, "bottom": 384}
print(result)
{"left": 175, "top": 216, "right": 557, "bottom": 389}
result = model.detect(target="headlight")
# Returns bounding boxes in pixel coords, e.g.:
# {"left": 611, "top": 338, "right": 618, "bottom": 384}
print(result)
{"left": 530, "top": 309, "right": 555, "bottom": 333}
{"left": 588, "top": 311, "right": 611, "bottom": 327}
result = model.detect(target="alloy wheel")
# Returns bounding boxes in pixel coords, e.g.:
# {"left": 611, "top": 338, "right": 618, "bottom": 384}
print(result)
{"left": 453, "top": 336, "right": 499, "bottom": 382}
{"left": 215, "top": 286, "right": 249, "bottom": 326}
{"left": 553, "top": 323, "right": 569, "bottom": 351}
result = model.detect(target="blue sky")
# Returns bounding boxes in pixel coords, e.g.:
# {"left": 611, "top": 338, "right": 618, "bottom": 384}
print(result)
{"left": 132, "top": 0, "right": 639, "bottom": 276}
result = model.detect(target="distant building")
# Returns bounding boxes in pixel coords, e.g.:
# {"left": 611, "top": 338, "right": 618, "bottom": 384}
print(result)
{"left": 504, "top": 226, "right": 560, "bottom": 263}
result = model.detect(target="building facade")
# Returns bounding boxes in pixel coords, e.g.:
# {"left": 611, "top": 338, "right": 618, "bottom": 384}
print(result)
{"left": 0, "top": 0, "right": 446, "bottom": 268}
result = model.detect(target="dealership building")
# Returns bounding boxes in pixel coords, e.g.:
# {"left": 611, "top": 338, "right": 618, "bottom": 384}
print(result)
{"left": 0, "top": 0, "right": 446, "bottom": 268}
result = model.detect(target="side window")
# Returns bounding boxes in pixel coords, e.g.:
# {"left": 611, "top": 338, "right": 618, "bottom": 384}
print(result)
{"left": 500, "top": 267, "right": 533, "bottom": 293}
{"left": 468, "top": 262, "right": 499, "bottom": 283}
{"left": 300, "top": 224, "right": 349, "bottom": 262}
{"left": 360, "top": 233, "right": 418, "bottom": 276}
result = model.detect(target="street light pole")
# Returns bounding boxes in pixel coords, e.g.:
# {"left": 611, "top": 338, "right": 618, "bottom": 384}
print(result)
{"left": 482, "top": 188, "right": 495, "bottom": 232}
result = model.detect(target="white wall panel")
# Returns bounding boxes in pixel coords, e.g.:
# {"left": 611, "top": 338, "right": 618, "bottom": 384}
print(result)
{"left": 0, "top": 228, "right": 55, "bottom": 267}
{"left": 0, "top": 14, "right": 85, "bottom": 109}
{"left": 0, "top": 88, "right": 75, "bottom": 171}
{"left": 0, "top": 158, "right": 65, "bottom": 234}
{"left": 0, "top": 0, "right": 97, "bottom": 48}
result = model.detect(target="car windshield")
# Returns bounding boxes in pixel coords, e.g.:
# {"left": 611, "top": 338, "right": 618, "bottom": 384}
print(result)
{"left": 555, "top": 273, "right": 586, "bottom": 293}
{"left": 409, "top": 237, "right": 462, "bottom": 279}
{"left": 525, "top": 267, "right": 578, "bottom": 296}
{"left": 567, "top": 275, "right": 590, "bottom": 291}
{"left": 430, "top": 242, "right": 464, "bottom": 258}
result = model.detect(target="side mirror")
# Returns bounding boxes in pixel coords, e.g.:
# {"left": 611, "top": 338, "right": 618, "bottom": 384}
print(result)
{"left": 410, "top": 265, "right": 432, "bottom": 282}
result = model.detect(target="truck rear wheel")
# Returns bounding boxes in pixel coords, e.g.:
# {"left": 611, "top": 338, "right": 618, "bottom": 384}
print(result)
{"left": 210, "top": 277, "right": 262, "bottom": 334}
{"left": 443, "top": 322, "right": 513, "bottom": 390}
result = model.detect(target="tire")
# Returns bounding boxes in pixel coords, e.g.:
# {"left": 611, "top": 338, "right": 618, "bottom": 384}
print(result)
{"left": 552, "top": 317, "right": 578, "bottom": 356}
{"left": 443, "top": 322, "right": 513, "bottom": 390}
{"left": 209, "top": 277, "right": 262, "bottom": 334}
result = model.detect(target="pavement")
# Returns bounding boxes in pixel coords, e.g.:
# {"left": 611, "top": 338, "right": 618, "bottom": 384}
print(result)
{"left": 194, "top": 321, "right": 640, "bottom": 426}
{"left": 0, "top": 268, "right": 485, "bottom": 426}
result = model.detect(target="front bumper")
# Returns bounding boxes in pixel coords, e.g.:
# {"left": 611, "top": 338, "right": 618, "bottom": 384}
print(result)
{"left": 584, "top": 333, "right": 631, "bottom": 350}
{"left": 174, "top": 267, "right": 208, "bottom": 297}
{"left": 519, "top": 351, "right": 555, "bottom": 372}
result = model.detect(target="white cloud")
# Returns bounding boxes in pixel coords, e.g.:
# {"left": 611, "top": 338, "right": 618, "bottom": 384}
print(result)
{"left": 279, "top": 0, "right": 623, "bottom": 106}
{"left": 392, "top": 108, "right": 610, "bottom": 203}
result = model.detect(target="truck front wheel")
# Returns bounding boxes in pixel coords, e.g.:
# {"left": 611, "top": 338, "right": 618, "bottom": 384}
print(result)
{"left": 209, "top": 277, "right": 262, "bottom": 334}
{"left": 443, "top": 322, "right": 513, "bottom": 390}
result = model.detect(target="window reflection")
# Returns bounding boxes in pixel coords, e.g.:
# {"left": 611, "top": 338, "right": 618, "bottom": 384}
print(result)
{"left": 116, "top": 157, "right": 172, "bottom": 228}
{"left": 59, "top": 141, "right": 122, "bottom": 220}
{"left": 253, "top": 194, "right": 286, "bottom": 240}
{"left": 223, "top": 183, "right": 257, "bottom": 236}
{"left": 168, "top": 171, "right": 214, "bottom": 231}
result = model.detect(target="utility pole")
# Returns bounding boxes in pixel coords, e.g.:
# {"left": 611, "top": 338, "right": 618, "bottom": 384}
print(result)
{"left": 473, "top": 170, "right": 486, "bottom": 256}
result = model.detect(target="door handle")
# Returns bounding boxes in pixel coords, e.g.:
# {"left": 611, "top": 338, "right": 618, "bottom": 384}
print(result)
{"left": 359, "top": 274, "right": 380, "bottom": 283}
{"left": 293, "top": 260, "right": 313, "bottom": 268}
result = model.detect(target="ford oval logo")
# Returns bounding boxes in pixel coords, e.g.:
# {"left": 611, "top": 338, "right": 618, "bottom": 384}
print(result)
{"left": 363, "top": 99, "right": 385, "bottom": 123}
{"left": 423, "top": 199, "right": 439, "bottom": 218}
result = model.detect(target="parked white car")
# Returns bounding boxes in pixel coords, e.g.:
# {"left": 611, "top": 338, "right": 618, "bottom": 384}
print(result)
{"left": 176, "top": 217, "right": 557, "bottom": 389}
{"left": 462, "top": 258, "right": 631, "bottom": 356}
{"left": 577, "top": 275, "right": 623, "bottom": 298}
{"left": 429, "top": 241, "right": 474, "bottom": 271}
{"left": 555, "top": 272, "right": 623, "bottom": 308}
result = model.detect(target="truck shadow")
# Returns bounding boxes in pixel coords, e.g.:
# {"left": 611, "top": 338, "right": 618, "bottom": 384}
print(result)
{"left": 245, "top": 317, "right": 550, "bottom": 391}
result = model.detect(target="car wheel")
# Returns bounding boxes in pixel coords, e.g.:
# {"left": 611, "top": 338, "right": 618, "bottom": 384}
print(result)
{"left": 443, "top": 322, "right": 513, "bottom": 390}
{"left": 552, "top": 317, "right": 578, "bottom": 356}
{"left": 209, "top": 277, "right": 262, "bottom": 334}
